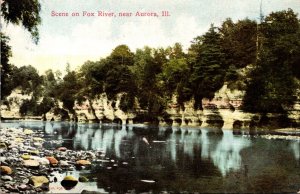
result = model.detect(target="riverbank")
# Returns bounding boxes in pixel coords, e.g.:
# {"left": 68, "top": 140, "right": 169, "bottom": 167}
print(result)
{"left": 0, "top": 127, "right": 105, "bottom": 193}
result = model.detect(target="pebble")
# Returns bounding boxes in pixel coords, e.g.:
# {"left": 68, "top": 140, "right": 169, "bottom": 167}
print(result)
{"left": 1, "top": 175, "right": 13, "bottom": 181}
{"left": 0, "top": 127, "right": 106, "bottom": 192}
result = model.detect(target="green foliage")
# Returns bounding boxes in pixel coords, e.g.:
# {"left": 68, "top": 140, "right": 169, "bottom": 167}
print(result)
{"left": 109, "top": 45, "right": 134, "bottom": 66}
{"left": 119, "top": 93, "right": 135, "bottom": 112}
{"left": 243, "top": 9, "right": 300, "bottom": 113}
{"left": 160, "top": 43, "right": 192, "bottom": 108}
{"left": 19, "top": 97, "right": 55, "bottom": 116}
{"left": 220, "top": 18, "right": 257, "bottom": 69}
{"left": 42, "top": 69, "right": 59, "bottom": 98}
{"left": 104, "top": 63, "right": 135, "bottom": 100}
{"left": 0, "top": 0, "right": 41, "bottom": 101}
{"left": 12, "top": 65, "right": 42, "bottom": 96}
{"left": 189, "top": 25, "right": 226, "bottom": 109}
{"left": 1, "top": 0, "right": 41, "bottom": 43}
{"left": 132, "top": 46, "right": 163, "bottom": 113}
{"left": 56, "top": 71, "right": 81, "bottom": 112}
{"left": 37, "top": 97, "right": 55, "bottom": 114}
{"left": 19, "top": 99, "right": 37, "bottom": 116}
{"left": 0, "top": 33, "right": 15, "bottom": 99}
{"left": 77, "top": 61, "right": 105, "bottom": 102}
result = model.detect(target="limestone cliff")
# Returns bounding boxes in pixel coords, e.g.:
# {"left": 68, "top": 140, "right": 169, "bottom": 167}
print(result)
{"left": 1, "top": 89, "right": 32, "bottom": 119}
{"left": 1, "top": 86, "right": 299, "bottom": 130}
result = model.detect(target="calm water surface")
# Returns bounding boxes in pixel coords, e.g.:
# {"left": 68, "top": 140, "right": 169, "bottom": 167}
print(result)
{"left": 1, "top": 121, "right": 300, "bottom": 193}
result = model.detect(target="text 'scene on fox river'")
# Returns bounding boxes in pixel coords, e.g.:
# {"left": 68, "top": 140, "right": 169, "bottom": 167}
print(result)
{"left": 51, "top": 10, "right": 171, "bottom": 17}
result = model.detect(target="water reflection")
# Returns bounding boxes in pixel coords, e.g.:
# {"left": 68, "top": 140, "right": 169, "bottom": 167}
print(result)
{"left": 40, "top": 123, "right": 252, "bottom": 176}
{"left": 290, "top": 141, "right": 300, "bottom": 161}
{"left": 1, "top": 121, "right": 300, "bottom": 193}
{"left": 163, "top": 128, "right": 251, "bottom": 175}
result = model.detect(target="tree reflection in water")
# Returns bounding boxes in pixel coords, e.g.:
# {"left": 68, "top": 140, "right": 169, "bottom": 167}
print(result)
{"left": 1, "top": 121, "right": 299, "bottom": 193}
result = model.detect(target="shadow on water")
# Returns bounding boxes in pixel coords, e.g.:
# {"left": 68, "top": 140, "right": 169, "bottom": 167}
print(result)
{"left": 1, "top": 120, "right": 300, "bottom": 193}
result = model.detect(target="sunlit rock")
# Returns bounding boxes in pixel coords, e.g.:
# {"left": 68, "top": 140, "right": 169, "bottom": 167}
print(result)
{"left": 30, "top": 176, "right": 49, "bottom": 187}
{"left": 0, "top": 166, "right": 12, "bottom": 175}
{"left": 46, "top": 156, "right": 58, "bottom": 166}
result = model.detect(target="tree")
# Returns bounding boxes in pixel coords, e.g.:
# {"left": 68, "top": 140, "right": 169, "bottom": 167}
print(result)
{"left": 243, "top": 9, "right": 300, "bottom": 113}
{"left": 132, "top": 46, "right": 163, "bottom": 113}
{"left": 12, "top": 65, "right": 42, "bottom": 96}
{"left": 220, "top": 18, "right": 257, "bottom": 70}
{"left": 1, "top": 0, "right": 41, "bottom": 99}
{"left": 77, "top": 60, "right": 105, "bottom": 104}
{"left": 99, "top": 45, "right": 136, "bottom": 110}
{"left": 1, "top": 0, "right": 41, "bottom": 43}
{"left": 57, "top": 71, "right": 81, "bottom": 113}
{"left": 108, "top": 45, "right": 134, "bottom": 66}
{"left": 189, "top": 25, "right": 226, "bottom": 109}
{"left": 160, "top": 43, "right": 192, "bottom": 108}
{"left": 0, "top": 33, "right": 15, "bottom": 99}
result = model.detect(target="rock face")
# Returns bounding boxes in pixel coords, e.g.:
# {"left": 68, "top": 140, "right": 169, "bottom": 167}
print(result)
{"left": 160, "top": 85, "right": 254, "bottom": 129}
{"left": 1, "top": 89, "right": 31, "bottom": 118}
{"left": 2, "top": 85, "right": 300, "bottom": 129}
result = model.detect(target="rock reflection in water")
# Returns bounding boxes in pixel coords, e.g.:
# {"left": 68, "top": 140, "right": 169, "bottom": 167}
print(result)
{"left": 43, "top": 123, "right": 251, "bottom": 176}
{"left": 166, "top": 128, "right": 251, "bottom": 175}
{"left": 1, "top": 121, "right": 299, "bottom": 193}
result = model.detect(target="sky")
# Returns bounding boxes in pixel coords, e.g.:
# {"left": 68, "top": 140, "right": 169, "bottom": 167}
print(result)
{"left": 2, "top": 0, "right": 300, "bottom": 74}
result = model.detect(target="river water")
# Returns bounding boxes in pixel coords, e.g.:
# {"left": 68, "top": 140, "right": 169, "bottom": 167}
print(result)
{"left": 1, "top": 120, "right": 300, "bottom": 193}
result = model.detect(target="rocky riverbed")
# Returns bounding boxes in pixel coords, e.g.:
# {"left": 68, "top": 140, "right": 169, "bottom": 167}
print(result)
{"left": 0, "top": 127, "right": 106, "bottom": 193}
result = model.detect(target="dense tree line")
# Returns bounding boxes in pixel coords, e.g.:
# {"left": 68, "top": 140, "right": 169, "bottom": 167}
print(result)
{"left": 1, "top": 8, "right": 299, "bottom": 117}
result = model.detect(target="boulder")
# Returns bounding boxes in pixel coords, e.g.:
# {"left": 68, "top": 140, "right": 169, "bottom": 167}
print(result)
{"left": 15, "top": 137, "right": 24, "bottom": 143}
{"left": 24, "top": 129, "right": 34, "bottom": 135}
{"left": 17, "top": 184, "right": 28, "bottom": 191}
{"left": 46, "top": 157, "right": 58, "bottom": 166}
{"left": 79, "top": 176, "right": 89, "bottom": 182}
{"left": 21, "top": 154, "right": 31, "bottom": 160}
{"left": 23, "top": 160, "right": 40, "bottom": 168}
{"left": 29, "top": 150, "right": 39, "bottom": 156}
{"left": 59, "top": 160, "right": 70, "bottom": 167}
{"left": 0, "top": 166, "right": 12, "bottom": 175}
{"left": 57, "top": 147, "right": 67, "bottom": 151}
{"left": 30, "top": 156, "right": 50, "bottom": 165}
{"left": 1, "top": 175, "right": 13, "bottom": 181}
{"left": 30, "top": 176, "right": 49, "bottom": 187}
{"left": 0, "top": 143, "right": 7, "bottom": 149}
{"left": 33, "top": 137, "right": 44, "bottom": 142}
{"left": 61, "top": 176, "right": 78, "bottom": 190}
{"left": 76, "top": 160, "right": 91, "bottom": 166}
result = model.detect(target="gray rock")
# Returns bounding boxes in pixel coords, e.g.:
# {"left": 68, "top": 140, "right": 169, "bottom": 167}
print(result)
{"left": 18, "top": 184, "right": 28, "bottom": 191}
{"left": 22, "top": 178, "right": 30, "bottom": 184}
{"left": 23, "top": 159, "right": 40, "bottom": 168}
{"left": 1, "top": 175, "right": 13, "bottom": 181}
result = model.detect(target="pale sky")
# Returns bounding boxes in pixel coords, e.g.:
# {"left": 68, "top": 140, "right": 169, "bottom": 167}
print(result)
{"left": 2, "top": 0, "right": 300, "bottom": 74}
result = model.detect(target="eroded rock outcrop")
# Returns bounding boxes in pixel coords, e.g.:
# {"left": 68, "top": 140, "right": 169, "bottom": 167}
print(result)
{"left": 2, "top": 85, "right": 299, "bottom": 129}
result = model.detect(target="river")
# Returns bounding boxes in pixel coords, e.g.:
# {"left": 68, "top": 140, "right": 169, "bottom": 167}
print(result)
{"left": 1, "top": 120, "right": 300, "bottom": 193}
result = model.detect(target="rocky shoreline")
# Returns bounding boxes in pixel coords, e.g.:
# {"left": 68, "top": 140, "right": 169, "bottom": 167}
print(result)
{"left": 259, "top": 128, "right": 300, "bottom": 141}
{"left": 260, "top": 134, "right": 300, "bottom": 140}
{"left": 0, "top": 127, "right": 104, "bottom": 193}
